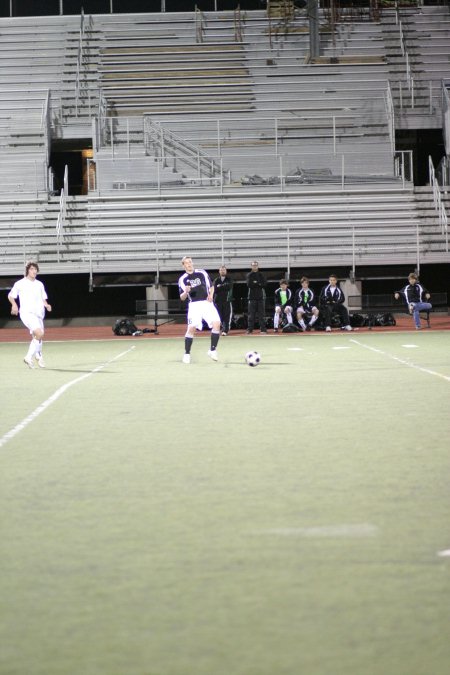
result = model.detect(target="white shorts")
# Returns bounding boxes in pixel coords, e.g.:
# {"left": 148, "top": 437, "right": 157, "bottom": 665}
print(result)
{"left": 188, "top": 300, "right": 220, "bottom": 331}
{"left": 275, "top": 305, "right": 292, "bottom": 313}
{"left": 20, "top": 312, "right": 44, "bottom": 336}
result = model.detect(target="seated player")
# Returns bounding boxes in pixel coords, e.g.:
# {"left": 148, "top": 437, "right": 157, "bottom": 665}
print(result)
{"left": 395, "top": 272, "right": 432, "bottom": 330}
{"left": 292, "top": 276, "right": 319, "bottom": 331}
{"left": 319, "top": 274, "right": 352, "bottom": 332}
{"left": 273, "top": 279, "right": 293, "bottom": 332}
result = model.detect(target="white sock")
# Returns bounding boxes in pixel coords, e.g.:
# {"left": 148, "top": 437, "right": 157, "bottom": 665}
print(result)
{"left": 287, "top": 314, "right": 293, "bottom": 324}
{"left": 274, "top": 314, "right": 279, "bottom": 329}
{"left": 35, "top": 340, "right": 43, "bottom": 356}
{"left": 26, "top": 338, "right": 39, "bottom": 360}
{"left": 300, "top": 320, "right": 306, "bottom": 330}
{"left": 309, "top": 315, "right": 318, "bottom": 326}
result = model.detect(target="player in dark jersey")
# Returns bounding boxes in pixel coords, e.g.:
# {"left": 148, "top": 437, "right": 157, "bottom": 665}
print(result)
{"left": 273, "top": 279, "right": 293, "bottom": 332}
{"left": 395, "top": 272, "right": 432, "bottom": 329}
{"left": 178, "top": 256, "right": 221, "bottom": 363}
{"left": 213, "top": 265, "right": 233, "bottom": 335}
{"left": 319, "top": 274, "right": 352, "bottom": 332}
{"left": 292, "top": 276, "right": 319, "bottom": 331}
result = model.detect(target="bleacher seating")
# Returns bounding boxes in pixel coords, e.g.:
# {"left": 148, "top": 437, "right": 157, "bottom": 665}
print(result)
{"left": 0, "top": 5, "right": 448, "bottom": 278}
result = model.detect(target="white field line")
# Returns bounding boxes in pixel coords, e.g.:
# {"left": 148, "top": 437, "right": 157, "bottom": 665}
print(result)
{"left": 0, "top": 346, "right": 136, "bottom": 450}
{"left": 350, "top": 338, "right": 450, "bottom": 382}
{"left": 261, "top": 524, "right": 378, "bottom": 538}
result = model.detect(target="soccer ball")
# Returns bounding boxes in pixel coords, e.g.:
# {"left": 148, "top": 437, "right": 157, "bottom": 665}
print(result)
{"left": 245, "top": 351, "right": 261, "bottom": 367}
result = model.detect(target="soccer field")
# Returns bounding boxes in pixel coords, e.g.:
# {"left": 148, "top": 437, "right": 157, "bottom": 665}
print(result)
{"left": 1, "top": 331, "right": 450, "bottom": 675}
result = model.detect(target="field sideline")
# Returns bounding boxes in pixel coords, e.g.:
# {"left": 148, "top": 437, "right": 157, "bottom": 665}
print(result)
{"left": 0, "top": 328, "right": 449, "bottom": 675}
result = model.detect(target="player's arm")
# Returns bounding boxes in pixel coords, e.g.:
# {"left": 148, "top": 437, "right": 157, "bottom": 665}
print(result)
{"left": 44, "top": 300, "right": 52, "bottom": 312}
{"left": 7, "top": 291, "right": 19, "bottom": 315}
{"left": 180, "top": 284, "right": 191, "bottom": 301}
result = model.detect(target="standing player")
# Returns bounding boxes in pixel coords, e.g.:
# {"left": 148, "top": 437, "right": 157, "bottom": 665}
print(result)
{"left": 8, "top": 261, "right": 52, "bottom": 368}
{"left": 293, "top": 276, "right": 319, "bottom": 331}
{"left": 273, "top": 279, "right": 293, "bottom": 332}
{"left": 213, "top": 265, "right": 233, "bottom": 336}
{"left": 246, "top": 260, "right": 267, "bottom": 334}
{"left": 178, "top": 256, "right": 221, "bottom": 364}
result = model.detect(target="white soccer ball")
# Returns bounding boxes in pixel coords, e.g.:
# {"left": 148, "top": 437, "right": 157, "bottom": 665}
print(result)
{"left": 245, "top": 350, "right": 261, "bottom": 367}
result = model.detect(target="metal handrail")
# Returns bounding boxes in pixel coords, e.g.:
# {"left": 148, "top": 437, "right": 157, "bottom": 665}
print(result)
{"left": 56, "top": 165, "right": 68, "bottom": 242}
{"left": 74, "top": 9, "right": 86, "bottom": 116}
{"left": 144, "top": 119, "right": 224, "bottom": 180}
{"left": 234, "top": 4, "right": 243, "bottom": 43}
{"left": 429, "top": 155, "right": 448, "bottom": 250}
{"left": 195, "top": 6, "right": 206, "bottom": 44}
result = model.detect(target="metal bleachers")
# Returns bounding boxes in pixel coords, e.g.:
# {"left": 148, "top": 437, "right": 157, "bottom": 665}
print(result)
{"left": 0, "top": 5, "right": 448, "bottom": 280}
{"left": 1, "top": 186, "right": 448, "bottom": 277}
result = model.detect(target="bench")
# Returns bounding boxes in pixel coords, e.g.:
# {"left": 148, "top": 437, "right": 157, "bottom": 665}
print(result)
{"left": 348, "top": 292, "right": 448, "bottom": 329}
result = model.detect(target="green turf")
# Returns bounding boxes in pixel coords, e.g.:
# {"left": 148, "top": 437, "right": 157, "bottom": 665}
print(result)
{"left": 1, "top": 331, "right": 450, "bottom": 675}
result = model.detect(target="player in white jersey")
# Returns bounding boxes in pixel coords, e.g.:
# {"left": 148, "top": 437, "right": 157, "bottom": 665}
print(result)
{"left": 8, "top": 261, "right": 52, "bottom": 368}
{"left": 178, "top": 256, "right": 221, "bottom": 364}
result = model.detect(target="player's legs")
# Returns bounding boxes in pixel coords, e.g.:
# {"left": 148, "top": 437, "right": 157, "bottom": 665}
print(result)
{"left": 21, "top": 314, "right": 45, "bottom": 367}
{"left": 308, "top": 307, "right": 319, "bottom": 328}
{"left": 257, "top": 300, "right": 267, "bottom": 333}
{"left": 205, "top": 304, "right": 221, "bottom": 359}
{"left": 274, "top": 306, "right": 282, "bottom": 331}
{"left": 296, "top": 307, "right": 307, "bottom": 331}
{"left": 247, "top": 299, "right": 256, "bottom": 332}
{"left": 336, "top": 304, "right": 352, "bottom": 330}
{"left": 411, "top": 301, "right": 432, "bottom": 329}
{"left": 284, "top": 306, "right": 293, "bottom": 324}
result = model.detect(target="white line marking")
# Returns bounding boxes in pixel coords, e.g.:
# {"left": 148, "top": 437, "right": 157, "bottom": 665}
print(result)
{"left": 0, "top": 346, "right": 135, "bottom": 449}
{"left": 287, "top": 347, "right": 303, "bottom": 351}
{"left": 402, "top": 344, "right": 418, "bottom": 349}
{"left": 332, "top": 346, "right": 351, "bottom": 350}
{"left": 350, "top": 338, "right": 450, "bottom": 382}
{"left": 261, "top": 524, "right": 378, "bottom": 538}
{"left": 437, "top": 549, "right": 450, "bottom": 558}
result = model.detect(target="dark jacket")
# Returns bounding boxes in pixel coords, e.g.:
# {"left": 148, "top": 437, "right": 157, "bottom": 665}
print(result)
{"left": 274, "top": 287, "right": 292, "bottom": 308}
{"left": 213, "top": 275, "right": 233, "bottom": 302}
{"left": 398, "top": 283, "right": 429, "bottom": 305}
{"left": 293, "top": 287, "right": 316, "bottom": 310}
{"left": 319, "top": 283, "right": 345, "bottom": 306}
{"left": 247, "top": 271, "right": 266, "bottom": 300}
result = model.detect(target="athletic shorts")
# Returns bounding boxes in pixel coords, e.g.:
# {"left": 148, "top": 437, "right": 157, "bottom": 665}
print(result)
{"left": 275, "top": 305, "right": 292, "bottom": 312}
{"left": 188, "top": 300, "right": 220, "bottom": 331}
{"left": 20, "top": 312, "right": 44, "bottom": 336}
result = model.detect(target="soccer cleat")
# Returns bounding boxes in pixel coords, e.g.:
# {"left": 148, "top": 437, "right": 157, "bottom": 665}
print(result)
{"left": 207, "top": 349, "right": 218, "bottom": 361}
{"left": 182, "top": 354, "right": 191, "bottom": 364}
{"left": 24, "top": 356, "right": 35, "bottom": 369}
{"left": 35, "top": 353, "right": 45, "bottom": 368}
{"left": 273, "top": 328, "right": 279, "bottom": 333}
{"left": 325, "top": 326, "right": 332, "bottom": 332}
{"left": 221, "top": 331, "right": 228, "bottom": 336}
{"left": 415, "top": 326, "right": 422, "bottom": 330}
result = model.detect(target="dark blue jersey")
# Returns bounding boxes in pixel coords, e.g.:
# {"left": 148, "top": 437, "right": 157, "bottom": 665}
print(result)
{"left": 178, "top": 269, "right": 211, "bottom": 302}
{"left": 293, "top": 287, "right": 315, "bottom": 310}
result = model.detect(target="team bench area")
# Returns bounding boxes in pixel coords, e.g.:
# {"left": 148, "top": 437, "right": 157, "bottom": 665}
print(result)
{"left": 348, "top": 292, "right": 448, "bottom": 329}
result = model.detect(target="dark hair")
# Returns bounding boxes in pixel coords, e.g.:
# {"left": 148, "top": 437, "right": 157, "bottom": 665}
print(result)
{"left": 25, "top": 261, "right": 39, "bottom": 274}
{"left": 329, "top": 273, "right": 338, "bottom": 280}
